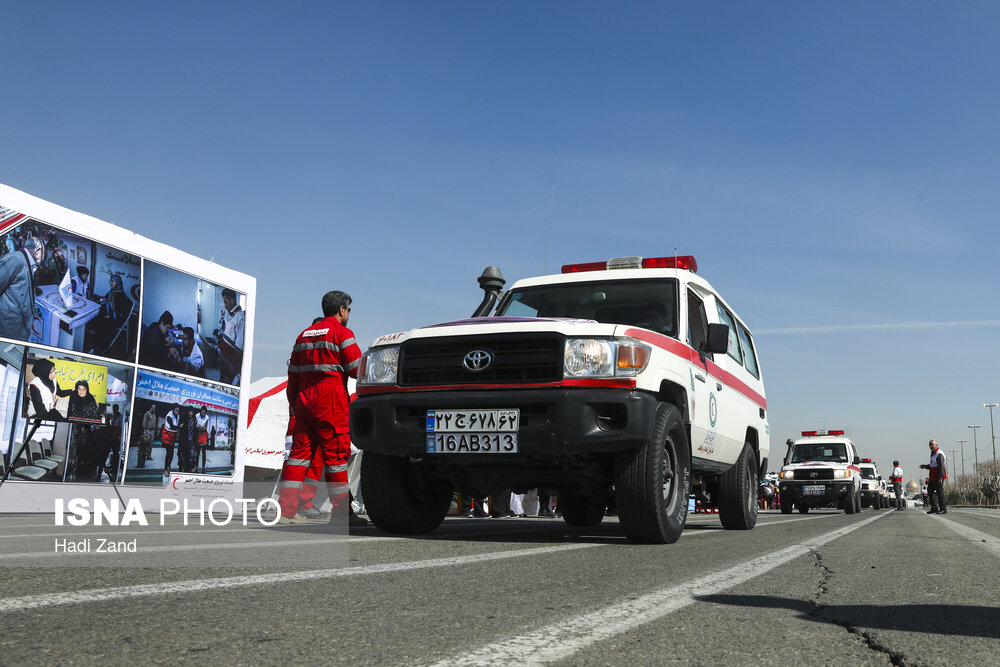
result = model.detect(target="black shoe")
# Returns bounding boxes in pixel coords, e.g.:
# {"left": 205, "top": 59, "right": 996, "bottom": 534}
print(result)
{"left": 348, "top": 514, "right": 369, "bottom": 527}
{"left": 538, "top": 508, "right": 553, "bottom": 518}
{"left": 299, "top": 507, "right": 326, "bottom": 519}
{"left": 939, "top": 509, "right": 947, "bottom": 514}
{"left": 461, "top": 511, "right": 474, "bottom": 518}
{"left": 473, "top": 511, "right": 490, "bottom": 518}
{"left": 927, "top": 509, "right": 938, "bottom": 514}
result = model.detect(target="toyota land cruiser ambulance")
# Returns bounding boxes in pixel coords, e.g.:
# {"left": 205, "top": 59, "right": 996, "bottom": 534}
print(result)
{"left": 858, "top": 458, "right": 883, "bottom": 510}
{"left": 350, "top": 255, "right": 770, "bottom": 544}
{"left": 778, "top": 430, "right": 863, "bottom": 514}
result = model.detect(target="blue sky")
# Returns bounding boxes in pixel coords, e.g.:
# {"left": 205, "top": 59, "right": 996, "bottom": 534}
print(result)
{"left": 4, "top": 2, "right": 1000, "bottom": 482}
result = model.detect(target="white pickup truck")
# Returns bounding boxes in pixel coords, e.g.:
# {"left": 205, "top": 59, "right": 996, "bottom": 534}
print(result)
{"left": 351, "top": 255, "right": 770, "bottom": 544}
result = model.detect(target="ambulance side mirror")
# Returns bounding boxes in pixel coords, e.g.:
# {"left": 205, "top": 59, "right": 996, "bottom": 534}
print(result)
{"left": 703, "top": 323, "right": 729, "bottom": 355}
{"left": 853, "top": 456, "right": 860, "bottom": 465}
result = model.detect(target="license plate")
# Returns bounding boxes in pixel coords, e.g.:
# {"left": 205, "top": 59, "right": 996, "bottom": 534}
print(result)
{"left": 803, "top": 485, "right": 825, "bottom": 495}
{"left": 426, "top": 432, "right": 519, "bottom": 454}
{"left": 426, "top": 409, "right": 519, "bottom": 433}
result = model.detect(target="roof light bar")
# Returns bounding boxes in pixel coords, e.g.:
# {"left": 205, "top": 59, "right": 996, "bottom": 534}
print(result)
{"left": 801, "top": 429, "right": 846, "bottom": 437}
{"left": 561, "top": 255, "right": 699, "bottom": 274}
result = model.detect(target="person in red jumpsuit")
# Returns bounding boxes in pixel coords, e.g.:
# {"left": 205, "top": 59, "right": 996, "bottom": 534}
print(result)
{"left": 278, "top": 290, "right": 367, "bottom": 526}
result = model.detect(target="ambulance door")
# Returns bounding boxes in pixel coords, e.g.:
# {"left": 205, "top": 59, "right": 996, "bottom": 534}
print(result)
{"left": 685, "top": 288, "right": 716, "bottom": 462}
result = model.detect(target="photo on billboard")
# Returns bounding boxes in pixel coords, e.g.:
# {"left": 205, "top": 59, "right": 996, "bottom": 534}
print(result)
{"left": 124, "top": 369, "right": 239, "bottom": 485}
{"left": 139, "top": 261, "right": 246, "bottom": 388}
{"left": 6, "top": 349, "right": 133, "bottom": 484}
{"left": 0, "top": 214, "right": 141, "bottom": 362}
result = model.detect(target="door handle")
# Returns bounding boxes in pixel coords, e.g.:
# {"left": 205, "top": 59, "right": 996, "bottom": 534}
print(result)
{"left": 716, "top": 382, "right": 723, "bottom": 391}
{"left": 695, "top": 373, "right": 706, "bottom": 383}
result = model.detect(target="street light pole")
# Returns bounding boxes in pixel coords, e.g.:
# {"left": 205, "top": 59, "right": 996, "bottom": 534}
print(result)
{"left": 956, "top": 439, "right": 967, "bottom": 476}
{"left": 969, "top": 425, "right": 981, "bottom": 471}
{"left": 984, "top": 402, "right": 998, "bottom": 461}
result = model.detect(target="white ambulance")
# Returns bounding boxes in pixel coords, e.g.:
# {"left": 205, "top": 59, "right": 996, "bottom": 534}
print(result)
{"left": 351, "top": 255, "right": 770, "bottom": 544}
{"left": 777, "top": 430, "right": 863, "bottom": 514}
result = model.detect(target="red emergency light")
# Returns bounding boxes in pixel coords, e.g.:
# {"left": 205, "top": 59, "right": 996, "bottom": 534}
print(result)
{"left": 861, "top": 458, "right": 872, "bottom": 463}
{"left": 561, "top": 255, "right": 698, "bottom": 274}
{"left": 801, "top": 429, "right": 845, "bottom": 437}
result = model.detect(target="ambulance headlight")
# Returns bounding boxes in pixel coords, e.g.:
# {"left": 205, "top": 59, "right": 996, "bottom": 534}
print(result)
{"left": 780, "top": 470, "right": 796, "bottom": 479}
{"left": 565, "top": 339, "right": 615, "bottom": 377}
{"left": 564, "top": 338, "right": 651, "bottom": 378}
{"left": 361, "top": 347, "right": 399, "bottom": 385}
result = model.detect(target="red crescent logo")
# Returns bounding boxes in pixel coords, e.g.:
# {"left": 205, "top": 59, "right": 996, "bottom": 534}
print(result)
{"left": 172, "top": 478, "right": 180, "bottom": 490}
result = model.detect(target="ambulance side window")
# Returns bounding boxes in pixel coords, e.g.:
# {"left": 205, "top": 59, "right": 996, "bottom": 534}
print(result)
{"left": 715, "top": 302, "right": 743, "bottom": 365}
{"left": 736, "top": 322, "right": 760, "bottom": 379}
{"left": 687, "top": 290, "right": 708, "bottom": 352}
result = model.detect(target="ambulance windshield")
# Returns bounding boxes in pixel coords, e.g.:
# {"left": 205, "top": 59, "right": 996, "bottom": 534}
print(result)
{"left": 791, "top": 442, "right": 849, "bottom": 463}
{"left": 497, "top": 278, "right": 678, "bottom": 337}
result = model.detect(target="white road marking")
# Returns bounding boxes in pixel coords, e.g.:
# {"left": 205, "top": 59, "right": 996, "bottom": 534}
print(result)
{"left": 427, "top": 513, "right": 889, "bottom": 666}
{"left": 0, "top": 543, "right": 598, "bottom": 613}
{"left": 934, "top": 514, "right": 1000, "bottom": 558}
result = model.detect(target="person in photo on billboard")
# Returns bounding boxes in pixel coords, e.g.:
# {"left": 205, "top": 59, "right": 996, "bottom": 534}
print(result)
{"left": 139, "top": 310, "right": 175, "bottom": 369}
{"left": 180, "top": 326, "right": 205, "bottom": 377}
{"left": 195, "top": 405, "right": 210, "bottom": 472}
{"left": 67, "top": 379, "right": 101, "bottom": 422}
{"left": 71, "top": 266, "right": 89, "bottom": 297}
{"left": 161, "top": 405, "right": 180, "bottom": 475}
{"left": 278, "top": 290, "right": 366, "bottom": 526}
{"left": 218, "top": 288, "right": 244, "bottom": 384}
{"left": 27, "top": 358, "right": 71, "bottom": 420}
{"left": 137, "top": 404, "right": 157, "bottom": 468}
{"left": 179, "top": 406, "right": 199, "bottom": 473}
{"left": 0, "top": 236, "right": 42, "bottom": 341}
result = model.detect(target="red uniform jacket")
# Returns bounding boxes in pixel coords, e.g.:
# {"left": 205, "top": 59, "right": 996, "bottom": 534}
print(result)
{"left": 286, "top": 316, "right": 362, "bottom": 434}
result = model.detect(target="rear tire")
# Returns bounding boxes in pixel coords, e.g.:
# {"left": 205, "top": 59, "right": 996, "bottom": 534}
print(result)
{"left": 559, "top": 492, "right": 607, "bottom": 527}
{"left": 361, "top": 452, "right": 453, "bottom": 534}
{"left": 718, "top": 442, "right": 759, "bottom": 530}
{"left": 615, "top": 403, "right": 690, "bottom": 544}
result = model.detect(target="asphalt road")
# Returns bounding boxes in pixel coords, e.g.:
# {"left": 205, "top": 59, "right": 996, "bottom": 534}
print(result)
{"left": 0, "top": 506, "right": 998, "bottom": 665}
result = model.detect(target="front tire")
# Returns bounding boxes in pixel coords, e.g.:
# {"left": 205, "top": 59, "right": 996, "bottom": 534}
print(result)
{"left": 361, "top": 452, "right": 453, "bottom": 534}
{"left": 718, "top": 442, "right": 759, "bottom": 530}
{"left": 779, "top": 494, "right": 793, "bottom": 514}
{"left": 615, "top": 403, "right": 690, "bottom": 544}
{"left": 845, "top": 487, "right": 858, "bottom": 514}
{"left": 798, "top": 503, "right": 809, "bottom": 514}
{"left": 559, "top": 492, "right": 607, "bottom": 527}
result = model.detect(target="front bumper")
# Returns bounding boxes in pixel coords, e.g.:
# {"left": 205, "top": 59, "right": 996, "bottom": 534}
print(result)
{"left": 779, "top": 480, "right": 854, "bottom": 504}
{"left": 350, "top": 388, "right": 657, "bottom": 457}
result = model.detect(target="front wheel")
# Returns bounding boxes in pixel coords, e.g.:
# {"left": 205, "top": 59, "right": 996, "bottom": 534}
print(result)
{"left": 798, "top": 503, "right": 809, "bottom": 514}
{"left": 779, "top": 494, "right": 793, "bottom": 514}
{"left": 615, "top": 403, "right": 690, "bottom": 544}
{"left": 845, "top": 487, "right": 858, "bottom": 514}
{"left": 361, "top": 452, "right": 453, "bottom": 534}
{"left": 718, "top": 442, "right": 759, "bottom": 530}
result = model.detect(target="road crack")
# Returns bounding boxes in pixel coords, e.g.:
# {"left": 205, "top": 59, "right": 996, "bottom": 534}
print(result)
{"left": 807, "top": 548, "right": 909, "bottom": 666}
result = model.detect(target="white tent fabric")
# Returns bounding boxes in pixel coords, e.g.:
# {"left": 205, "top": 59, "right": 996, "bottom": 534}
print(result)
{"left": 245, "top": 376, "right": 289, "bottom": 470}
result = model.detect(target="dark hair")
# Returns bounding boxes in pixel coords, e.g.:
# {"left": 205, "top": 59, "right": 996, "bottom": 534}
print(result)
{"left": 76, "top": 266, "right": 89, "bottom": 277}
{"left": 159, "top": 311, "right": 174, "bottom": 326}
{"left": 31, "top": 358, "right": 55, "bottom": 378}
{"left": 222, "top": 288, "right": 237, "bottom": 301}
{"left": 182, "top": 326, "right": 195, "bottom": 339}
{"left": 893, "top": 460, "right": 899, "bottom": 466}
{"left": 321, "top": 290, "right": 352, "bottom": 317}
{"left": 312, "top": 316, "right": 324, "bottom": 324}
{"left": 74, "top": 379, "right": 90, "bottom": 393}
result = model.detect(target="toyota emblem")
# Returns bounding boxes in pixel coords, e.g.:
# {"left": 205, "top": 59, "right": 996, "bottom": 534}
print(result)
{"left": 810, "top": 472, "right": 818, "bottom": 478}
{"left": 462, "top": 349, "right": 492, "bottom": 372}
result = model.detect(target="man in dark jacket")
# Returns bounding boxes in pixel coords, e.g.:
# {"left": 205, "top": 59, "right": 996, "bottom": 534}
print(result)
{"left": 0, "top": 237, "right": 42, "bottom": 340}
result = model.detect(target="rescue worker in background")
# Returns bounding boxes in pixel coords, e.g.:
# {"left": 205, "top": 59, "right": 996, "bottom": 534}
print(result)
{"left": 891, "top": 460, "right": 905, "bottom": 510}
{"left": 278, "top": 290, "right": 367, "bottom": 527}
{"left": 919, "top": 440, "right": 947, "bottom": 514}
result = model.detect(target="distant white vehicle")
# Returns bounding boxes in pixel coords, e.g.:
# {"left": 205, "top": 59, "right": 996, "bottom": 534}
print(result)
{"left": 777, "top": 430, "right": 863, "bottom": 514}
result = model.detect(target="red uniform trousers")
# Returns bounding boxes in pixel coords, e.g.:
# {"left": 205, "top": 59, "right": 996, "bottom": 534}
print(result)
{"left": 278, "top": 383, "right": 351, "bottom": 518}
